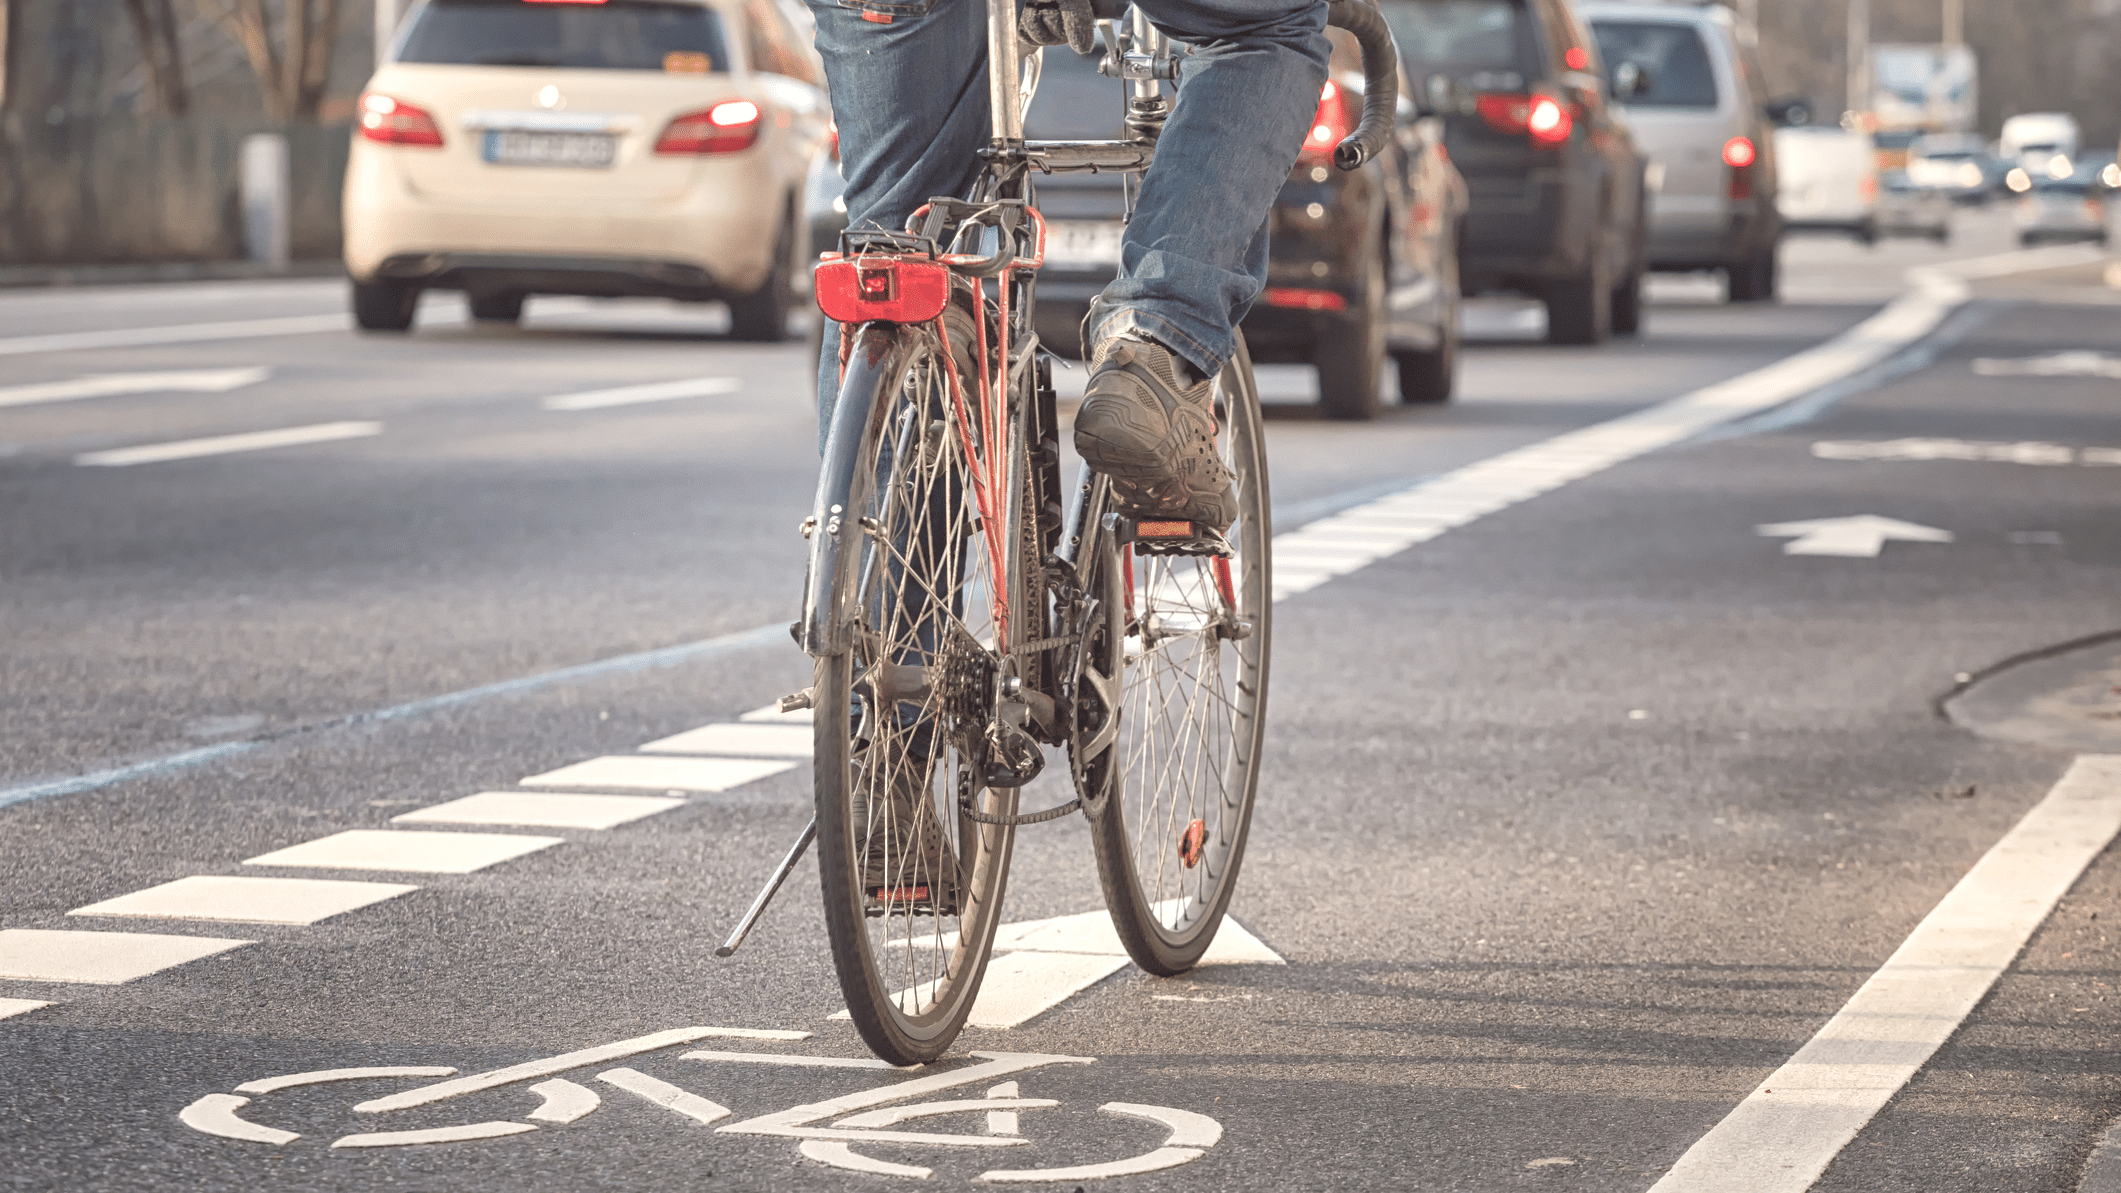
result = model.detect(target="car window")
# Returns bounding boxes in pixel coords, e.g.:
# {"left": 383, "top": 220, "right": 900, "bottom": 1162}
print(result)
{"left": 1590, "top": 20, "right": 1717, "bottom": 108}
{"left": 1378, "top": 0, "right": 1542, "bottom": 90}
{"left": 398, "top": 0, "right": 731, "bottom": 73}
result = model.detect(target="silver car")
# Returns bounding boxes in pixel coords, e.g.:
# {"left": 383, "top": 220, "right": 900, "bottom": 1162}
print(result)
{"left": 1585, "top": 0, "right": 1782, "bottom": 302}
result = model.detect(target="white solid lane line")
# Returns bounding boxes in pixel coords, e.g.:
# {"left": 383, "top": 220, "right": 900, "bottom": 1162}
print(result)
{"left": 541, "top": 376, "right": 740, "bottom": 411}
{"left": 393, "top": 791, "right": 683, "bottom": 830}
{"left": 69, "top": 875, "right": 419, "bottom": 925}
{"left": 0, "top": 929, "right": 253, "bottom": 984}
{"left": 75, "top": 421, "right": 381, "bottom": 467}
{"left": 1650, "top": 755, "right": 2121, "bottom": 1193}
{"left": 0, "top": 367, "right": 270, "bottom": 410}
{"left": 242, "top": 830, "right": 562, "bottom": 875}
{"left": 0, "top": 998, "right": 53, "bottom": 1021}
{"left": 0, "top": 314, "right": 350, "bottom": 357}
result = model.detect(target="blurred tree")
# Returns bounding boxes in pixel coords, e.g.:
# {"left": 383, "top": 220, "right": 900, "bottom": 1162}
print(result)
{"left": 193, "top": 0, "right": 342, "bottom": 120}
{"left": 120, "top": 0, "right": 189, "bottom": 113}
{"left": 0, "top": 0, "right": 14, "bottom": 114}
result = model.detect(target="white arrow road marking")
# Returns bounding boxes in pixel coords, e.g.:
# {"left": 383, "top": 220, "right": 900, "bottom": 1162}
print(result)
{"left": 541, "top": 376, "right": 740, "bottom": 411}
{"left": 1650, "top": 755, "right": 2121, "bottom": 1193}
{"left": 74, "top": 420, "right": 380, "bottom": 467}
{"left": 597, "top": 1067, "right": 732, "bottom": 1125}
{"left": 978, "top": 1103, "right": 1223, "bottom": 1182}
{"left": 525, "top": 1078, "right": 601, "bottom": 1124}
{"left": 0, "top": 367, "right": 270, "bottom": 409}
{"left": 1755, "top": 515, "right": 1954, "bottom": 558}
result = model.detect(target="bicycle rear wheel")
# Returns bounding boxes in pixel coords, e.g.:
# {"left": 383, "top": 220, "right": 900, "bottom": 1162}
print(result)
{"left": 1074, "top": 334, "right": 1272, "bottom": 975}
{"left": 814, "top": 314, "right": 1029, "bottom": 1065}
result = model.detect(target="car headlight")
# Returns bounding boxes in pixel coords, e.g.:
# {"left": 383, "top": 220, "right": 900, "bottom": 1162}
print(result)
{"left": 2006, "top": 167, "right": 2032, "bottom": 193}
{"left": 1956, "top": 162, "right": 1983, "bottom": 187}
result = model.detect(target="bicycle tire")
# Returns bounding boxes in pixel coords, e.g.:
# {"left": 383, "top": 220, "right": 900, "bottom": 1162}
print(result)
{"left": 1074, "top": 333, "right": 1272, "bottom": 976}
{"left": 814, "top": 312, "right": 1031, "bottom": 1064}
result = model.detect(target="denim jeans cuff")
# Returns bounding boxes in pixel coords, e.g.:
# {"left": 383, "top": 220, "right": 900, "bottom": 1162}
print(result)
{"left": 1085, "top": 303, "right": 1225, "bottom": 380}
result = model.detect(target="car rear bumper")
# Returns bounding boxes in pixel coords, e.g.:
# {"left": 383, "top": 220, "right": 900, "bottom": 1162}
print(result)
{"left": 369, "top": 252, "right": 735, "bottom": 300}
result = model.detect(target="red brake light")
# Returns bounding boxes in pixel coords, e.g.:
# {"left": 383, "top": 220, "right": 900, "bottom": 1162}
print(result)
{"left": 815, "top": 257, "right": 951, "bottom": 324}
{"left": 1261, "top": 287, "right": 1348, "bottom": 311}
{"left": 1477, "top": 92, "right": 1572, "bottom": 146}
{"left": 358, "top": 93, "right": 443, "bottom": 148}
{"left": 1297, "top": 79, "right": 1356, "bottom": 164}
{"left": 826, "top": 119, "right": 839, "bottom": 163}
{"left": 1722, "top": 136, "right": 1756, "bottom": 168}
{"left": 656, "top": 100, "right": 762, "bottom": 154}
{"left": 1525, "top": 95, "right": 1571, "bottom": 146}
{"left": 1565, "top": 46, "right": 1588, "bottom": 70}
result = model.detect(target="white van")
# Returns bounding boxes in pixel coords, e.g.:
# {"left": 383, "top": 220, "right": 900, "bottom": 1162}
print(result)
{"left": 1999, "top": 112, "right": 2080, "bottom": 170}
{"left": 1585, "top": 1, "right": 1782, "bottom": 301}
{"left": 1774, "top": 124, "right": 1878, "bottom": 243}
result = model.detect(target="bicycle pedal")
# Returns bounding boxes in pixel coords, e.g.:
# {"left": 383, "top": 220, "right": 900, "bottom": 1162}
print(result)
{"left": 1106, "top": 513, "right": 1235, "bottom": 558}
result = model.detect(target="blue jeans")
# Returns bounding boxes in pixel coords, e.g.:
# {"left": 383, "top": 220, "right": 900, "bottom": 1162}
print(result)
{"left": 807, "top": 0, "right": 1329, "bottom": 420}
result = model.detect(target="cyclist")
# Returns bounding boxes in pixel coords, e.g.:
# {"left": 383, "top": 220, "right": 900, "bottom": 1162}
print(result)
{"left": 807, "top": 0, "right": 1331, "bottom": 534}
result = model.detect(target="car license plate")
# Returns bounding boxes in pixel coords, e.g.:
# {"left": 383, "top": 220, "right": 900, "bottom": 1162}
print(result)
{"left": 482, "top": 129, "right": 618, "bottom": 169}
{"left": 1042, "top": 220, "right": 1124, "bottom": 269}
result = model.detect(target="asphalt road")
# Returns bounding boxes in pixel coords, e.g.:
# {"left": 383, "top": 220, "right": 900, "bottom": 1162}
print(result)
{"left": 3, "top": 205, "right": 2120, "bottom": 1191}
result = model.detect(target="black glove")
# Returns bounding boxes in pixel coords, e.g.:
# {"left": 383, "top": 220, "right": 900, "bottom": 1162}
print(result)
{"left": 1019, "top": 0, "right": 1097, "bottom": 55}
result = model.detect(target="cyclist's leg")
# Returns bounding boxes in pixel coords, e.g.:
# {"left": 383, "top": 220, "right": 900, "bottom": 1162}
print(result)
{"left": 1084, "top": 0, "right": 1329, "bottom": 379}
{"left": 807, "top": 0, "right": 994, "bottom": 444}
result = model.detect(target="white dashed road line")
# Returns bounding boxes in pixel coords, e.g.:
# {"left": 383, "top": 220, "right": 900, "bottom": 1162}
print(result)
{"left": 392, "top": 792, "right": 685, "bottom": 830}
{"left": 639, "top": 722, "right": 814, "bottom": 757}
{"left": 69, "top": 876, "right": 419, "bottom": 925}
{"left": 241, "top": 829, "right": 562, "bottom": 874}
{"left": 1651, "top": 755, "right": 2121, "bottom": 1193}
{"left": 0, "top": 314, "right": 351, "bottom": 357}
{"left": 0, "top": 367, "right": 271, "bottom": 409}
{"left": 541, "top": 376, "right": 741, "bottom": 411}
{"left": 0, "top": 929, "right": 253, "bottom": 984}
{"left": 74, "top": 420, "right": 382, "bottom": 467}
{"left": 519, "top": 755, "right": 796, "bottom": 792}
{"left": 0, "top": 998, "right": 53, "bottom": 1020}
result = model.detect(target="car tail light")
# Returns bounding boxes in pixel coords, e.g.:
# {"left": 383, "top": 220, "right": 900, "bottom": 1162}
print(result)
{"left": 656, "top": 100, "right": 762, "bottom": 154}
{"left": 1564, "top": 46, "right": 1588, "bottom": 70}
{"left": 1476, "top": 92, "right": 1572, "bottom": 147}
{"left": 825, "top": 119, "right": 839, "bottom": 163}
{"left": 2089, "top": 197, "right": 2106, "bottom": 220}
{"left": 358, "top": 93, "right": 443, "bottom": 147}
{"left": 1722, "top": 136, "right": 1756, "bottom": 169}
{"left": 1261, "top": 286, "right": 1347, "bottom": 311}
{"left": 1858, "top": 174, "right": 1877, "bottom": 200}
{"left": 1296, "top": 79, "right": 1357, "bottom": 164}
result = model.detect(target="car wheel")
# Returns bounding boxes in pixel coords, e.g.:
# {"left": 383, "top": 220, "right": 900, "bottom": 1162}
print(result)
{"left": 1610, "top": 261, "right": 1645, "bottom": 337}
{"left": 1395, "top": 247, "right": 1459, "bottom": 404}
{"left": 351, "top": 279, "right": 418, "bottom": 333}
{"left": 1545, "top": 239, "right": 1612, "bottom": 346}
{"left": 1727, "top": 243, "right": 1778, "bottom": 303}
{"left": 729, "top": 211, "right": 795, "bottom": 343}
{"left": 1315, "top": 248, "right": 1386, "bottom": 420}
{"left": 469, "top": 290, "right": 525, "bottom": 323}
{"left": 1855, "top": 219, "right": 1878, "bottom": 246}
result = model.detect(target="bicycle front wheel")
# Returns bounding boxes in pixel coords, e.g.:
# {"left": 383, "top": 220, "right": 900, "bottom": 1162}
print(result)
{"left": 1075, "top": 334, "right": 1272, "bottom": 975}
{"left": 813, "top": 314, "right": 1029, "bottom": 1065}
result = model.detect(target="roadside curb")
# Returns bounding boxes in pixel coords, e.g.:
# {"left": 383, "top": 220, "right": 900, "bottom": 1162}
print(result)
{"left": 0, "top": 260, "right": 344, "bottom": 290}
{"left": 2082, "top": 1118, "right": 2121, "bottom": 1192}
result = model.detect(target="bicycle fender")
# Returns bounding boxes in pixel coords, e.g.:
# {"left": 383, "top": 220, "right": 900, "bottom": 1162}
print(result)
{"left": 799, "top": 323, "right": 898, "bottom": 657}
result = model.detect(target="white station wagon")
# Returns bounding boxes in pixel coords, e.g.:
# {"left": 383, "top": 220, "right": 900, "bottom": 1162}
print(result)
{"left": 343, "top": 0, "right": 829, "bottom": 339}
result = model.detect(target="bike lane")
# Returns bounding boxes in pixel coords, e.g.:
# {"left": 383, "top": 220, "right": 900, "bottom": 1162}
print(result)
{"left": 5, "top": 253, "right": 2118, "bottom": 1189}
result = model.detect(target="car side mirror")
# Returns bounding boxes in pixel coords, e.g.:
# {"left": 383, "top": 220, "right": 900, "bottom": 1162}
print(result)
{"left": 1611, "top": 61, "right": 1652, "bottom": 100}
{"left": 1765, "top": 96, "right": 1811, "bottom": 127}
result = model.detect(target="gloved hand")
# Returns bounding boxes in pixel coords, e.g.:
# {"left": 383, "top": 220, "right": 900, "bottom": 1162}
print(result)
{"left": 1019, "top": 0, "right": 1097, "bottom": 55}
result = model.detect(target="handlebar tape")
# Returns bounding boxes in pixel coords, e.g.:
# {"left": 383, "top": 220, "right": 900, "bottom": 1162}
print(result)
{"left": 1323, "top": 0, "right": 1399, "bottom": 171}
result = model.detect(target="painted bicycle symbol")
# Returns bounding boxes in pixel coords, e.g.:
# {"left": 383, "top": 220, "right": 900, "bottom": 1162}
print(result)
{"left": 180, "top": 1026, "right": 1222, "bottom": 1181}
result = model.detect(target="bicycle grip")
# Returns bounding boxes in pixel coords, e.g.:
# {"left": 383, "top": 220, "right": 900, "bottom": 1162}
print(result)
{"left": 1324, "top": 0, "right": 1398, "bottom": 172}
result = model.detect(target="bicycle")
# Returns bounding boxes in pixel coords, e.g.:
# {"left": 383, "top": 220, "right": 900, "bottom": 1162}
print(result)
{"left": 720, "top": 0, "right": 1401, "bottom": 1065}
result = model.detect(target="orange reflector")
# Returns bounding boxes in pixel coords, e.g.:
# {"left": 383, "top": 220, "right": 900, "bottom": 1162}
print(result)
{"left": 861, "top": 9, "right": 893, "bottom": 20}
{"left": 1137, "top": 520, "right": 1192, "bottom": 538}
{"left": 1179, "top": 819, "right": 1207, "bottom": 868}
{"left": 876, "top": 886, "right": 929, "bottom": 901}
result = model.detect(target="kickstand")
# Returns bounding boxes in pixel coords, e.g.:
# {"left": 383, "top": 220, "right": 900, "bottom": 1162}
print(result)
{"left": 715, "top": 818, "right": 817, "bottom": 957}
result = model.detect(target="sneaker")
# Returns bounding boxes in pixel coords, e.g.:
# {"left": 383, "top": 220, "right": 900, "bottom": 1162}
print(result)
{"left": 858, "top": 761, "right": 961, "bottom": 917}
{"left": 1073, "top": 335, "right": 1238, "bottom": 532}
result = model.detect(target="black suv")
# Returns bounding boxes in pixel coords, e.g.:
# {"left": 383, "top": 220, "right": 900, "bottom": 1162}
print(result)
{"left": 1377, "top": 0, "right": 1648, "bottom": 343}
